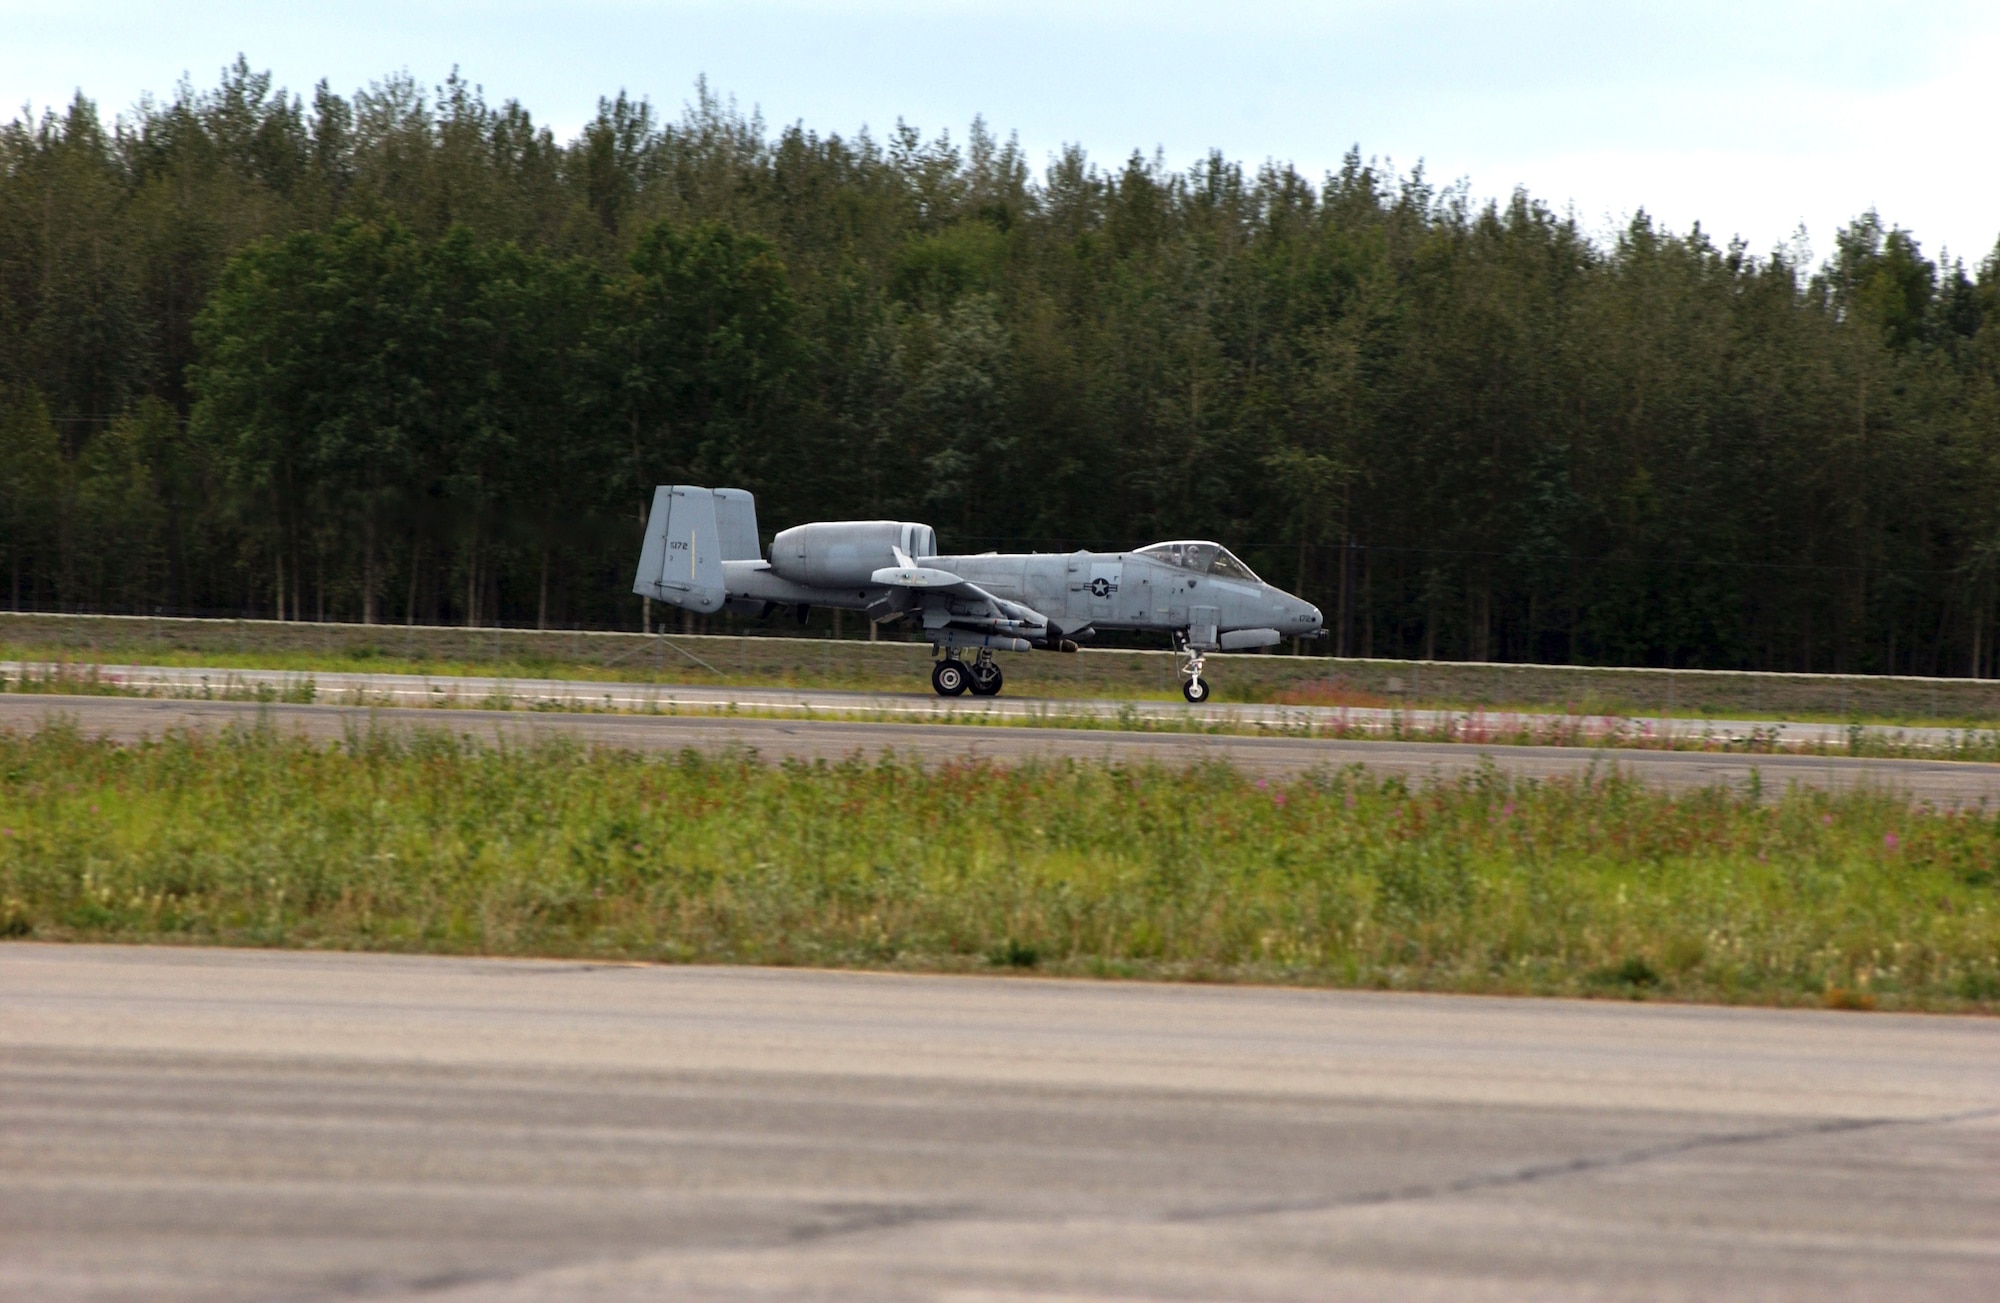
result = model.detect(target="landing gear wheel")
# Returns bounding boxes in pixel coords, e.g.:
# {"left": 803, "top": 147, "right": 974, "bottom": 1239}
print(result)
{"left": 932, "top": 659, "right": 969, "bottom": 697}
{"left": 968, "top": 659, "right": 1004, "bottom": 697}
{"left": 1181, "top": 677, "right": 1211, "bottom": 704}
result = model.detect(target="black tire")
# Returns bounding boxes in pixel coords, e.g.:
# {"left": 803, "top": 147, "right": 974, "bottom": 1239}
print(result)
{"left": 1182, "top": 677, "right": 1211, "bottom": 704}
{"left": 968, "top": 662, "right": 1004, "bottom": 697}
{"left": 932, "top": 660, "right": 969, "bottom": 696}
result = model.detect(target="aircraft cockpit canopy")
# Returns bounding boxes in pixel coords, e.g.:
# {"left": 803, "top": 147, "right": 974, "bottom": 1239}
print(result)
{"left": 1137, "top": 541, "right": 1262, "bottom": 583}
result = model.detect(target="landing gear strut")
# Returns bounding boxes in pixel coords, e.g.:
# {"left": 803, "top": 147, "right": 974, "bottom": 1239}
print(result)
{"left": 1175, "top": 633, "right": 1211, "bottom": 704}
{"left": 967, "top": 651, "right": 1004, "bottom": 697}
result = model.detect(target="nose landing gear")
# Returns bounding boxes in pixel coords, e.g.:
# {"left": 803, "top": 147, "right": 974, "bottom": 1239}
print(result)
{"left": 1174, "top": 633, "right": 1211, "bottom": 703}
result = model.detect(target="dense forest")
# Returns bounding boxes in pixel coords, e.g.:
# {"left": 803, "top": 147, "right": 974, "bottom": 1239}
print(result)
{"left": 2, "top": 60, "right": 1997, "bottom": 672}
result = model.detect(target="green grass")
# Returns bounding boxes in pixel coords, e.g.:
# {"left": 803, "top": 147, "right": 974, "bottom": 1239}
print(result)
{"left": 0, "top": 639, "right": 848, "bottom": 691}
{"left": 1, "top": 722, "right": 1995, "bottom": 1011}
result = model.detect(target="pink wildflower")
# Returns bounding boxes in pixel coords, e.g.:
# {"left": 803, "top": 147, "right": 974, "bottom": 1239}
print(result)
{"left": 1884, "top": 832, "right": 1899, "bottom": 850}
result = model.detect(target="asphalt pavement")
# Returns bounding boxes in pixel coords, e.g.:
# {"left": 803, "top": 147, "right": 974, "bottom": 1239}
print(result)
{"left": 10, "top": 658, "right": 1987, "bottom": 747}
{"left": 5, "top": 691, "right": 2000, "bottom": 801}
{"left": 3, "top": 944, "right": 1995, "bottom": 1301}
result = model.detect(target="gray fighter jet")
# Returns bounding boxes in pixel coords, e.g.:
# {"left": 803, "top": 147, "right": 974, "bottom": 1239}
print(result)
{"left": 633, "top": 485, "right": 1324, "bottom": 700}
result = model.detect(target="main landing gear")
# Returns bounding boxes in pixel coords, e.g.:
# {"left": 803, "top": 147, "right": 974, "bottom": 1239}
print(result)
{"left": 932, "top": 649, "right": 1004, "bottom": 698}
{"left": 1174, "top": 634, "right": 1211, "bottom": 704}
{"left": 968, "top": 654, "right": 1004, "bottom": 697}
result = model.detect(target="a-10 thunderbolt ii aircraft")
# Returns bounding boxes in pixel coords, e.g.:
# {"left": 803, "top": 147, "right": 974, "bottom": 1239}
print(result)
{"left": 633, "top": 485, "right": 1324, "bottom": 701}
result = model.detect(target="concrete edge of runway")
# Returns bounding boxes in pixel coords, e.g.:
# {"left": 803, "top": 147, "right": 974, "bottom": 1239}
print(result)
{"left": 2, "top": 673, "right": 1990, "bottom": 755}
{"left": 12, "top": 657, "right": 2000, "bottom": 750}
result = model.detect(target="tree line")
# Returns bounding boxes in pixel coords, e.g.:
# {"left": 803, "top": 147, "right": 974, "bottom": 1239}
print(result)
{"left": 2, "top": 59, "right": 1997, "bottom": 672}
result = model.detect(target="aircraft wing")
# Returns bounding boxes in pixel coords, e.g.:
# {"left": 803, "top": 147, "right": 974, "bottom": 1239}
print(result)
{"left": 871, "top": 561, "right": 1051, "bottom": 642}
{"left": 869, "top": 561, "right": 987, "bottom": 599}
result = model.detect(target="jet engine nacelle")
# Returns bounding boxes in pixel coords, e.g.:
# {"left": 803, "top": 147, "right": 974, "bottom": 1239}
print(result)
{"left": 768, "top": 520, "right": 938, "bottom": 587}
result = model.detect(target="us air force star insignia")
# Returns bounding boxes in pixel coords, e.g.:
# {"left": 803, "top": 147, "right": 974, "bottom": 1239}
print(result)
{"left": 1090, "top": 577, "right": 1112, "bottom": 598}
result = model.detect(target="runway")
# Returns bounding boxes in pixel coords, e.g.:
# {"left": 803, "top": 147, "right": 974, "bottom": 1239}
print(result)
{"left": 2, "top": 944, "right": 1995, "bottom": 1301}
{"left": 5, "top": 691, "right": 2000, "bottom": 801}
{"left": 11, "top": 658, "right": 1988, "bottom": 748}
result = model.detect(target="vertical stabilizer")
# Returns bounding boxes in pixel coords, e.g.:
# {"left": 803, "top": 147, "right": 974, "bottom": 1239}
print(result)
{"left": 633, "top": 485, "right": 727, "bottom": 613}
{"left": 712, "top": 488, "right": 761, "bottom": 561}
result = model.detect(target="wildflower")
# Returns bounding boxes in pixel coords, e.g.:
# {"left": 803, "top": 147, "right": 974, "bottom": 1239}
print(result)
{"left": 1821, "top": 814, "right": 1834, "bottom": 826}
{"left": 1884, "top": 832, "right": 1899, "bottom": 851}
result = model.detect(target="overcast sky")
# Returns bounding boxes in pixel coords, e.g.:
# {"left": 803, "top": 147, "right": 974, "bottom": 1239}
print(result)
{"left": 5, "top": 1, "right": 1995, "bottom": 267}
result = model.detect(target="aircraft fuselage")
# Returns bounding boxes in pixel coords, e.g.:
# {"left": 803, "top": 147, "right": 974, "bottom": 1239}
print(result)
{"left": 723, "top": 550, "right": 1322, "bottom": 644}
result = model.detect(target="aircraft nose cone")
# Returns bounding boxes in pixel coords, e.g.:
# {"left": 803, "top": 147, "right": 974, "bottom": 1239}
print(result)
{"left": 1305, "top": 603, "right": 1323, "bottom": 630}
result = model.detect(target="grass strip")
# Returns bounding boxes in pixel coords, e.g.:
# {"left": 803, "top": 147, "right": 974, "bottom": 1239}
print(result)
{"left": 1, "top": 722, "right": 1995, "bottom": 1011}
